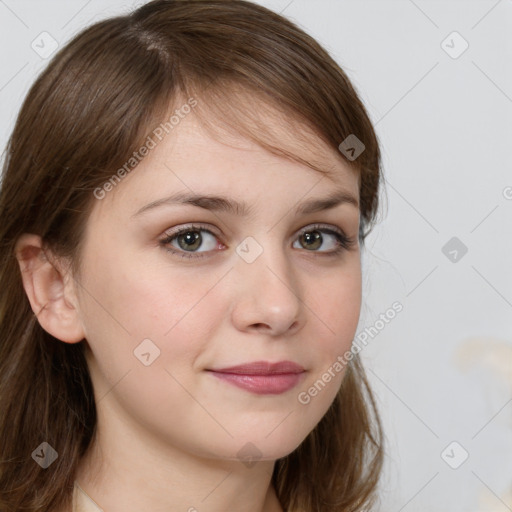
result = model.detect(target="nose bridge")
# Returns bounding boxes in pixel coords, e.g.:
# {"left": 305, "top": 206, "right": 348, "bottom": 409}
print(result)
{"left": 237, "top": 232, "right": 294, "bottom": 289}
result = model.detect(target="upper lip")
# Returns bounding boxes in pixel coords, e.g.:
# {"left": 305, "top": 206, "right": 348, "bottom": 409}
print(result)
{"left": 208, "top": 360, "right": 305, "bottom": 375}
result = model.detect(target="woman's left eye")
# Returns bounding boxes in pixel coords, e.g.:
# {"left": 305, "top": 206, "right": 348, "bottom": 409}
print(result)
{"left": 159, "top": 223, "right": 355, "bottom": 260}
{"left": 293, "top": 225, "right": 355, "bottom": 255}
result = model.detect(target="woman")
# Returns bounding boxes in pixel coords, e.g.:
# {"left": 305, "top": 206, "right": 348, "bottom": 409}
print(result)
{"left": 0, "top": 1, "right": 384, "bottom": 510}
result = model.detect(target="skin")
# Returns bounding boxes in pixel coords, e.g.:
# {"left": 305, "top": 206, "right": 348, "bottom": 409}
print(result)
{"left": 15, "top": 107, "right": 362, "bottom": 512}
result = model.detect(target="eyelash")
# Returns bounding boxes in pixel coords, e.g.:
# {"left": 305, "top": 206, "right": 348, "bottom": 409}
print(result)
{"left": 159, "top": 223, "right": 356, "bottom": 260}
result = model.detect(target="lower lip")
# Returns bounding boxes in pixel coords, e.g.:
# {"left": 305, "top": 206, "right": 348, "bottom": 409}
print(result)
{"left": 208, "top": 371, "right": 305, "bottom": 395}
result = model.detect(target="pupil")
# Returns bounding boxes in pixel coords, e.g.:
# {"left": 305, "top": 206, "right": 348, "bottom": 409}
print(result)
{"left": 179, "top": 231, "right": 200, "bottom": 250}
{"left": 303, "top": 231, "right": 321, "bottom": 250}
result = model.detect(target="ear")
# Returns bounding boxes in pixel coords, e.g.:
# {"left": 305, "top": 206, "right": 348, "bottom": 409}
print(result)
{"left": 14, "top": 233, "right": 85, "bottom": 343}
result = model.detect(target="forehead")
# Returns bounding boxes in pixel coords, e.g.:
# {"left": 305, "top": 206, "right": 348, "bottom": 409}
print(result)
{"left": 193, "top": 87, "right": 359, "bottom": 181}
{"left": 93, "top": 96, "right": 360, "bottom": 221}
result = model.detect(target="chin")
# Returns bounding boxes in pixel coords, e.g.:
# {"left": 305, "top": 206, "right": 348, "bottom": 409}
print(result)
{"left": 196, "top": 424, "right": 312, "bottom": 465}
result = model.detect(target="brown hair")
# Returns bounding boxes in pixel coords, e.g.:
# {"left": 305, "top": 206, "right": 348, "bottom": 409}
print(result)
{"left": 0, "top": 1, "right": 384, "bottom": 511}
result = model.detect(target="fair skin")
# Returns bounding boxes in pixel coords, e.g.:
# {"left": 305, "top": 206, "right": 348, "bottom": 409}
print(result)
{"left": 15, "top": 107, "right": 361, "bottom": 512}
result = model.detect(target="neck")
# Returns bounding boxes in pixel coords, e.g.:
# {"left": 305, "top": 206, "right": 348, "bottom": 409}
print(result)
{"left": 74, "top": 420, "right": 284, "bottom": 512}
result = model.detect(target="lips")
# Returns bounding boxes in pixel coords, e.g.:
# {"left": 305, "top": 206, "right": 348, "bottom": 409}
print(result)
{"left": 211, "top": 360, "right": 305, "bottom": 375}
{"left": 206, "top": 360, "right": 305, "bottom": 395}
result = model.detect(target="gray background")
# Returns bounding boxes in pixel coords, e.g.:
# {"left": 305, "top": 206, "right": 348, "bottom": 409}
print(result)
{"left": 1, "top": 1, "right": 511, "bottom": 510}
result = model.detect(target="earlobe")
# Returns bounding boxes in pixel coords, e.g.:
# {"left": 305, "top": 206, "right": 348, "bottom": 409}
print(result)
{"left": 14, "top": 233, "right": 85, "bottom": 344}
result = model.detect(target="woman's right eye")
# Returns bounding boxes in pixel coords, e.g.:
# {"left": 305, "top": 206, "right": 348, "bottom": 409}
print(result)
{"left": 159, "top": 224, "right": 222, "bottom": 259}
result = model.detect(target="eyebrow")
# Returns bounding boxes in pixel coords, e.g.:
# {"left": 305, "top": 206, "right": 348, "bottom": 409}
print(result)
{"left": 131, "top": 189, "right": 359, "bottom": 218}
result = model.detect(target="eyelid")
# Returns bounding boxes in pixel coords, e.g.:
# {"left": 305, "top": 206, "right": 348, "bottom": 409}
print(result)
{"left": 162, "top": 223, "right": 220, "bottom": 239}
{"left": 162, "top": 222, "right": 349, "bottom": 240}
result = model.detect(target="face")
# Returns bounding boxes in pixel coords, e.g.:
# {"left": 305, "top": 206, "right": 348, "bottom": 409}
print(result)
{"left": 73, "top": 107, "right": 362, "bottom": 463}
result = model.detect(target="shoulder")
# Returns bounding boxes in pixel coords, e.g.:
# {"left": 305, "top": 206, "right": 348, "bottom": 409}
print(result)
{"left": 72, "top": 481, "right": 104, "bottom": 511}
{"left": 47, "top": 482, "right": 85, "bottom": 512}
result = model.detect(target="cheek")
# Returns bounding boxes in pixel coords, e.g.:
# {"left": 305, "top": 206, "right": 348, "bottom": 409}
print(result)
{"left": 76, "top": 256, "right": 229, "bottom": 444}
{"left": 78, "top": 251, "right": 225, "bottom": 371}
{"left": 308, "top": 264, "right": 362, "bottom": 353}
{"left": 296, "top": 265, "right": 361, "bottom": 404}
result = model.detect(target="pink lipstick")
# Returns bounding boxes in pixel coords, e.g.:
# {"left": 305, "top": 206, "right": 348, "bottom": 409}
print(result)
{"left": 207, "top": 361, "right": 305, "bottom": 395}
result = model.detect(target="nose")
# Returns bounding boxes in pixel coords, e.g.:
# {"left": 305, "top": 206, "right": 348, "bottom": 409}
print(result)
{"left": 230, "top": 239, "right": 304, "bottom": 337}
